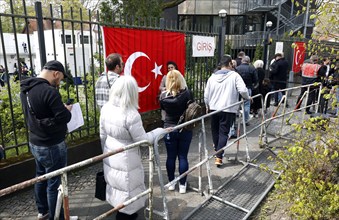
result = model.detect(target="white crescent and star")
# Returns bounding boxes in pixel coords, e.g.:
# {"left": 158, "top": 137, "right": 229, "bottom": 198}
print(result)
{"left": 124, "top": 51, "right": 163, "bottom": 93}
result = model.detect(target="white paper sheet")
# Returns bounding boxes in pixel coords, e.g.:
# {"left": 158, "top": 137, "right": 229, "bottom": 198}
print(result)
{"left": 67, "top": 103, "right": 84, "bottom": 133}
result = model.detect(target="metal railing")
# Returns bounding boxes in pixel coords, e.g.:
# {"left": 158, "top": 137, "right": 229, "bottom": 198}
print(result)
{"left": 0, "top": 0, "right": 218, "bottom": 160}
{"left": 150, "top": 83, "right": 331, "bottom": 219}
{"left": 1, "top": 83, "right": 336, "bottom": 219}
{"left": 0, "top": 140, "right": 158, "bottom": 220}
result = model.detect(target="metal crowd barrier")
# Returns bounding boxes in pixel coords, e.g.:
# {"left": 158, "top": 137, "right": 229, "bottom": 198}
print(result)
{"left": 0, "top": 83, "right": 329, "bottom": 220}
{"left": 259, "top": 83, "right": 323, "bottom": 145}
{"left": 150, "top": 82, "right": 328, "bottom": 219}
{"left": 150, "top": 93, "right": 267, "bottom": 219}
{"left": 0, "top": 140, "right": 158, "bottom": 220}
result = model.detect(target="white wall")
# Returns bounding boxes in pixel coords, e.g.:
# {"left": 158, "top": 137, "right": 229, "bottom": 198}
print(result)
{"left": 0, "top": 30, "right": 97, "bottom": 77}
{"left": 0, "top": 33, "right": 36, "bottom": 72}
{"left": 34, "top": 29, "right": 97, "bottom": 77}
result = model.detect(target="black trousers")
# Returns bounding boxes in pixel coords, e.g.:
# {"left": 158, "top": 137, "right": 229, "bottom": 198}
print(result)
{"left": 210, "top": 111, "right": 236, "bottom": 159}
{"left": 297, "top": 86, "right": 317, "bottom": 112}
{"left": 116, "top": 212, "right": 138, "bottom": 220}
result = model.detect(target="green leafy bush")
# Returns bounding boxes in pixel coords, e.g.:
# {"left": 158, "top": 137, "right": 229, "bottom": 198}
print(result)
{"left": 274, "top": 116, "right": 339, "bottom": 219}
{"left": 253, "top": 44, "right": 263, "bottom": 62}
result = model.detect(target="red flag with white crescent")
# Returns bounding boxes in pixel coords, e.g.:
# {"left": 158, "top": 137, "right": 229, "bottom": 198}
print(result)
{"left": 102, "top": 27, "right": 186, "bottom": 113}
{"left": 292, "top": 41, "right": 306, "bottom": 73}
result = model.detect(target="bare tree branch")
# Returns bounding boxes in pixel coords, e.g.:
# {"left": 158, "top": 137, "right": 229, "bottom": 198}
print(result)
{"left": 161, "top": 0, "right": 185, "bottom": 10}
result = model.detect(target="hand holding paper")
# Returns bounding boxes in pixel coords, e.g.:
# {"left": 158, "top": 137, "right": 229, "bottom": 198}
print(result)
{"left": 67, "top": 103, "right": 84, "bottom": 133}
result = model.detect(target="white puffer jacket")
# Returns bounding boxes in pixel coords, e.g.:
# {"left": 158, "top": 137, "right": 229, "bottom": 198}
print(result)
{"left": 99, "top": 103, "right": 165, "bottom": 214}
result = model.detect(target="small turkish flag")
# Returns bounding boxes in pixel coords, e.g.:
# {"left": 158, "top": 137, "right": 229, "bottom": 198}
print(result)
{"left": 102, "top": 27, "right": 186, "bottom": 112}
{"left": 292, "top": 41, "right": 306, "bottom": 73}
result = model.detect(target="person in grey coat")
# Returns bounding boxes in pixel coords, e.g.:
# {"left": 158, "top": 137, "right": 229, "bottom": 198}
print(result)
{"left": 204, "top": 55, "right": 250, "bottom": 167}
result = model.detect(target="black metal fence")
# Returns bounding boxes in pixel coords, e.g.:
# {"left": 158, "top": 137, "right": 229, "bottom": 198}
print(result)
{"left": 0, "top": 0, "right": 337, "bottom": 161}
{"left": 0, "top": 0, "right": 220, "bottom": 160}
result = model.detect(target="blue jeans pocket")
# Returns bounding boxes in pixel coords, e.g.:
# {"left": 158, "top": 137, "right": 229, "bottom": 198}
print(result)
{"left": 30, "top": 142, "right": 67, "bottom": 169}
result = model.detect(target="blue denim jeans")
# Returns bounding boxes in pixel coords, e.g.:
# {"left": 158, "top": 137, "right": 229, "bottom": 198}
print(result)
{"left": 244, "top": 88, "right": 252, "bottom": 122}
{"left": 210, "top": 111, "right": 236, "bottom": 159}
{"left": 164, "top": 130, "right": 192, "bottom": 185}
{"left": 30, "top": 141, "right": 67, "bottom": 220}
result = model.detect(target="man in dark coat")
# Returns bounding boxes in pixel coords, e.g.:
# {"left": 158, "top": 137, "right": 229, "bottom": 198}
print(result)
{"left": 20, "top": 60, "right": 73, "bottom": 220}
{"left": 236, "top": 56, "right": 258, "bottom": 124}
{"left": 269, "top": 53, "right": 289, "bottom": 106}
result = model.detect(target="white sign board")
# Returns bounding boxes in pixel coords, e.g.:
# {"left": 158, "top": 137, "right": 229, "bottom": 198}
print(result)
{"left": 275, "top": 42, "right": 284, "bottom": 54}
{"left": 192, "top": 35, "right": 215, "bottom": 57}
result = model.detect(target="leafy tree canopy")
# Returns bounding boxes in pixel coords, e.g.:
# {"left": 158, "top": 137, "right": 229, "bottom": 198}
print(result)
{"left": 1, "top": 0, "right": 89, "bottom": 32}
{"left": 99, "top": 0, "right": 185, "bottom": 23}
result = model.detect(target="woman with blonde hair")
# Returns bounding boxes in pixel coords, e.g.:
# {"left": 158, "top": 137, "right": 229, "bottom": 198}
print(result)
{"left": 160, "top": 70, "right": 193, "bottom": 194}
{"left": 100, "top": 75, "right": 165, "bottom": 220}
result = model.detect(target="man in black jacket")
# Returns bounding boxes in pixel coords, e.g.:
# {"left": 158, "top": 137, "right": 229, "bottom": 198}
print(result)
{"left": 236, "top": 56, "right": 258, "bottom": 124}
{"left": 20, "top": 60, "right": 72, "bottom": 220}
{"left": 269, "top": 53, "right": 289, "bottom": 106}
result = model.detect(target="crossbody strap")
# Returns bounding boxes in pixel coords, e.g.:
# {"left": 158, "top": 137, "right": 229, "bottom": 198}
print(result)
{"left": 26, "top": 92, "right": 37, "bottom": 116}
{"left": 106, "top": 73, "right": 111, "bottom": 89}
{"left": 106, "top": 73, "right": 120, "bottom": 89}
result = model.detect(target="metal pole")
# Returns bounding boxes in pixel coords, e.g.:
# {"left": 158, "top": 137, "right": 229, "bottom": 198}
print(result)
{"left": 276, "top": 0, "right": 282, "bottom": 38}
{"left": 265, "top": 27, "right": 271, "bottom": 71}
{"left": 35, "top": 2, "right": 46, "bottom": 68}
{"left": 148, "top": 144, "right": 154, "bottom": 220}
{"left": 201, "top": 118, "right": 213, "bottom": 194}
{"left": 160, "top": 17, "right": 165, "bottom": 30}
{"left": 61, "top": 173, "right": 70, "bottom": 220}
{"left": 303, "top": 0, "right": 310, "bottom": 37}
{"left": 153, "top": 140, "right": 170, "bottom": 220}
{"left": 218, "top": 17, "right": 226, "bottom": 62}
{"left": 198, "top": 131, "right": 202, "bottom": 194}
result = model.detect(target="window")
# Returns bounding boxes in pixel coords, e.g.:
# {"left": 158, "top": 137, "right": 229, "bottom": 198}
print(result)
{"left": 80, "top": 35, "right": 89, "bottom": 44}
{"left": 61, "top": 34, "right": 76, "bottom": 44}
{"left": 61, "top": 34, "right": 71, "bottom": 44}
{"left": 246, "top": 14, "right": 262, "bottom": 32}
{"left": 228, "top": 16, "right": 244, "bottom": 35}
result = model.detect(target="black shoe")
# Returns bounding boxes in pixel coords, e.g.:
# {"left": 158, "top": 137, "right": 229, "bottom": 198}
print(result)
{"left": 306, "top": 111, "right": 313, "bottom": 115}
{"left": 273, "top": 103, "right": 279, "bottom": 106}
{"left": 116, "top": 212, "right": 138, "bottom": 220}
{"left": 230, "top": 134, "right": 237, "bottom": 139}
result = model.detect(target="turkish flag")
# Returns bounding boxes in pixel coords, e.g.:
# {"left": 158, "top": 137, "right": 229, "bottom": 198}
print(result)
{"left": 102, "top": 27, "right": 186, "bottom": 113}
{"left": 292, "top": 41, "right": 306, "bottom": 73}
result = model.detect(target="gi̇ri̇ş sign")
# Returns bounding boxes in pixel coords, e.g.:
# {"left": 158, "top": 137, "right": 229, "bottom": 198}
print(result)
{"left": 192, "top": 35, "right": 216, "bottom": 57}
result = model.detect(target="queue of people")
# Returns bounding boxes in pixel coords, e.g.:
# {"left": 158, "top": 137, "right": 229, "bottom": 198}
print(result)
{"left": 18, "top": 50, "right": 338, "bottom": 220}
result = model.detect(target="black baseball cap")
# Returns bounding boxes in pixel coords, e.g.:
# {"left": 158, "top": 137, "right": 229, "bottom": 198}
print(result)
{"left": 43, "top": 60, "right": 72, "bottom": 80}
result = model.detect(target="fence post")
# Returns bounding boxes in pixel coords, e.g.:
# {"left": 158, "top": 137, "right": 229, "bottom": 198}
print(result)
{"left": 35, "top": 2, "right": 47, "bottom": 68}
{"left": 160, "top": 18, "right": 165, "bottom": 30}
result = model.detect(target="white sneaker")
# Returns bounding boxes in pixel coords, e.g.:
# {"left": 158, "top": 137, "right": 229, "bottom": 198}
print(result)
{"left": 179, "top": 183, "right": 187, "bottom": 194}
{"left": 70, "top": 216, "right": 78, "bottom": 220}
{"left": 37, "top": 213, "right": 49, "bottom": 220}
{"left": 245, "top": 114, "right": 253, "bottom": 125}
{"left": 168, "top": 182, "right": 176, "bottom": 191}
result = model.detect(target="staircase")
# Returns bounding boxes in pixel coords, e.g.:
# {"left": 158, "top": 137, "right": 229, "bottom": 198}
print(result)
{"left": 240, "top": 0, "right": 310, "bottom": 37}
{"left": 270, "top": 3, "right": 305, "bottom": 36}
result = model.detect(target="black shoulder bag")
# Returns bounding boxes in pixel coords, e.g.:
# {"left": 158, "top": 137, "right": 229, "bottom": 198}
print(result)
{"left": 25, "top": 92, "right": 56, "bottom": 128}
